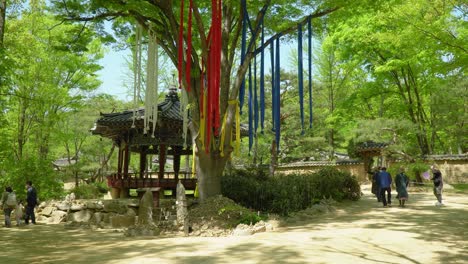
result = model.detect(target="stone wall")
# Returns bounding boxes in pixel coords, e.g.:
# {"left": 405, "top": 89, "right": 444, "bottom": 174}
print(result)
{"left": 36, "top": 198, "right": 140, "bottom": 228}
{"left": 275, "top": 159, "right": 468, "bottom": 184}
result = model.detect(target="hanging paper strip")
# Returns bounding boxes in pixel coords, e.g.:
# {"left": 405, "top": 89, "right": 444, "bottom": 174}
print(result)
{"left": 298, "top": 24, "right": 305, "bottom": 135}
{"left": 270, "top": 42, "right": 275, "bottom": 130}
{"left": 275, "top": 37, "right": 281, "bottom": 152}
{"left": 144, "top": 30, "right": 159, "bottom": 138}
{"left": 132, "top": 24, "right": 143, "bottom": 129}
{"left": 260, "top": 24, "right": 265, "bottom": 134}
{"left": 248, "top": 63, "right": 253, "bottom": 153}
{"left": 308, "top": 17, "right": 313, "bottom": 129}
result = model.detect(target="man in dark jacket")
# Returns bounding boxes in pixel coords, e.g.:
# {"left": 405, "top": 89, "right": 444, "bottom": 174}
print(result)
{"left": 25, "top": 180, "right": 37, "bottom": 224}
{"left": 378, "top": 167, "right": 393, "bottom": 207}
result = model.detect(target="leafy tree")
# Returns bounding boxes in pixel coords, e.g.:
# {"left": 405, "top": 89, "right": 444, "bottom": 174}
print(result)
{"left": 0, "top": 1, "right": 104, "bottom": 197}
{"left": 50, "top": 0, "right": 342, "bottom": 200}
{"left": 324, "top": 0, "right": 467, "bottom": 156}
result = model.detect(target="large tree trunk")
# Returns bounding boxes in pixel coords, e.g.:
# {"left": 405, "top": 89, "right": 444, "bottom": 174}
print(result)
{"left": 0, "top": 0, "right": 6, "bottom": 46}
{"left": 196, "top": 150, "right": 228, "bottom": 201}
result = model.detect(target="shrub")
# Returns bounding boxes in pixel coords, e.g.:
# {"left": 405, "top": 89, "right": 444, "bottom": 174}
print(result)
{"left": 69, "top": 182, "right": 108, "bottom": 199}
{"left": 222, "top": 167, "right": 361, "bottom": 216}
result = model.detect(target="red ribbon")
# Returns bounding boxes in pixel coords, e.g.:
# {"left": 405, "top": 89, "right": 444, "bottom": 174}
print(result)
{"left": 177, "top": 0, "right": 185, "bottom": 89}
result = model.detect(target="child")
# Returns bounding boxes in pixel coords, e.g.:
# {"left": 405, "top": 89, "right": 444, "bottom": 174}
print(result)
{"left": 14, "top": 201, "right": 24, "bottom": 226}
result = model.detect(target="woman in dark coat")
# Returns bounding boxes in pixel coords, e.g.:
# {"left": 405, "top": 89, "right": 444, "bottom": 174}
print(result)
{"left": 395, "top": 167, "right": 409, "bottom": 207}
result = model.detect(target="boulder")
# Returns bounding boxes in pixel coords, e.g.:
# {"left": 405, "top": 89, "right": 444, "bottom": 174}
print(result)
{"left": 68, "top": 210, "right": 92, "bottom": 223}
{"left": 102, "top": 200, "right": 127, "bottom": 214}
{"left": 49, "top": 210, "right": 67, "bottom": 224}
{"left": 41, "top": 206, "right": 55, "bottom": 217}
{"left": 70, "top": 204, "right": 86, "bottom": 211}
{"left": 56, "top": 203, "right": 70, "bottom": 211}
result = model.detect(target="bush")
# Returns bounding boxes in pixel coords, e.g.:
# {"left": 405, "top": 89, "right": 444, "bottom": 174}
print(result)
{"left": 222, "top": 167, "right": 361, "bottom": 216}
{"left": 69, "top": 182, "right": 108, "bottom": 199}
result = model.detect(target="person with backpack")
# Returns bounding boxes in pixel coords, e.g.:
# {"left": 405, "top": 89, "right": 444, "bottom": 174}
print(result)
{"left": 1, "top": 186, "right": 17, "bottom": 228}
{"left": 25, "top": 180, "right": 38, "bottom": 225}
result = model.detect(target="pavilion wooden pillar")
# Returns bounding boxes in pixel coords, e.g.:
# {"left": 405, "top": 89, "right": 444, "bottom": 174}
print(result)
{"left": 173, "top": 146, "right": 182, "bottom": 183}
{"left": 139, "top": 147, "right": 147, "bottom": 179}
{"left": 123, "top": 142, "right": 130, "bottom": 178}
{"left": 120, "top": 142, "right": 130, "bottom": 198}
{"left": 158, "top": 144, "right": 167, "bottom": 180}
{"left": 117, "top": 143, "right": 123, "bottom": 178}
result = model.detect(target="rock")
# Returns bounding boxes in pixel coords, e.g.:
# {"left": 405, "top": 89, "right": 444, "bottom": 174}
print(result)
{"left": 38, "top": 202, "right": 47, "bottom": 209}
{"left": 110, "top": 215, "right": 136, "bottom": 228}
{"left": 70, "top": 204, "right": 86, "bottom": 211}
{"left": 68, "top": 210, "right": 92, "bottom": 223}
{"left": 102, "top": 200, "right": 127, "bottom": 214}
{"left": 176, "top": 181, "right": 189, "bottom": 235}
{"left": 49, "top": 210, "right": 67, "bottom": 224}
{"left": 86, "top": 201, "right": 104, "bottom": 210}
{"left": 126, "top": 208, "right": 137, "bottom": 217}
{"left": 232, "top": 228, "right": 254, "bottom": 236}
{"left": 93, "top": 212, "right": 104, "bottom": 225}
{"left": 253, "top": 225, "right": 266, "bottom": 233}
{"left": 137, "top": 189, "right": 154, "bottom": 226}
{"left": 41, "top": 206, "right": 55, "bottom": 217}
{"left": 56, "top": 203, "right": 70, "bottom": 211}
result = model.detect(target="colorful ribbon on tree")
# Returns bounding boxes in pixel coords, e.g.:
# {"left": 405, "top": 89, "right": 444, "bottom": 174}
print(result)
{"left": 308, "top": 16, "right": 313, "bottom": 129}
{"left": 298, "top": 23, "right": 305, "bottom": 135}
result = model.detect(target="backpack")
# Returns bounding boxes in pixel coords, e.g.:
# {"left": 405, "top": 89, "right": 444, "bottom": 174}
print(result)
{"left": 6, "top": 192, "right": 17, "bottom": 207}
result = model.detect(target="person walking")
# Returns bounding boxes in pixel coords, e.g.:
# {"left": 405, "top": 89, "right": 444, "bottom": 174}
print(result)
{"left": 25, "top": 180, "right": 38, "bottom": 225}
{"left": 371, "top": 167, "right": 381, "bottom": 202}
{"left": 378, "top": 167, "right": 393, "bottom": 207}
{"left": 431, "top": 166, "right": 444, "bottom": 206}
{"left": 1, "top": 186, "right": 17, "bottom": 228}
{"left": 395, "top": 167, "right": 410, "bottom": 207}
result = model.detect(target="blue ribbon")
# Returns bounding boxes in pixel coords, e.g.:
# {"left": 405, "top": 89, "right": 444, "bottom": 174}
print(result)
{"left": 248, "top": 63, "right": 253, "bottom": 153}
{"left": 298, "top": 23, "right": 305, "bottom": 135}
{"left": 270, "top": 41, "right": 275, "bottom": 130}
{"left": 308, "top": 17, "right": 313, "bottom": 129}
{"left": 260, "top": 24, "right": 265, "bottom": 134}
{"left": 275, "top": 37, "right": 281, "bottom": 152}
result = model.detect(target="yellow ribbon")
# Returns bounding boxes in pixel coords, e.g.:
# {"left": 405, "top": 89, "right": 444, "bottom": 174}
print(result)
{"left": 219, "top": 112, "right": 228, "bottom": 157}
{"left": 226, "top": 100, "right": 240, "bottom": 156}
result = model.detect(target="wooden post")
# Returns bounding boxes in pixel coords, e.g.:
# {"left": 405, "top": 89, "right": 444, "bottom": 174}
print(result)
{"left": 173, "top": 146, "right": 182, "bottom": 183}
{"left": 123, "top": 143, "right": 130, "bottom": 179}
{"left": 117, "top": 144, "right": 123, "bottom": 178}
{"left": 140, "top": 147, "right": 147, "bottom": 178}
{"left": 158, "top": 144, "right": 166, "bottom": 180}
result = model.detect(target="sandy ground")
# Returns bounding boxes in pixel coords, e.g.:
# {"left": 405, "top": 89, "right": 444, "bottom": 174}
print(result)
{"left": 1, "top": 187, "right": 467, "bottom": 264}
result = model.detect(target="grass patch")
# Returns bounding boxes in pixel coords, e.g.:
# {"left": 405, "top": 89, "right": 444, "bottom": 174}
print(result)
{"left": 451, "top": 184, "right": 468, "bottom": 193}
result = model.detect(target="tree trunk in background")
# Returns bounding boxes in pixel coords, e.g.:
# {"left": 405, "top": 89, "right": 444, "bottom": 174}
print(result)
{"left": 0, "top": 0, "right": 6, "bottom": 46}
{"left": 196, "top": 150, "right": 228, "bottom": 201}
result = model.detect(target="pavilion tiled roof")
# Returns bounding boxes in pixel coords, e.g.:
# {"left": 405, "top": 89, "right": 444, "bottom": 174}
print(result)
{"left": 96, "top": 92, "right": 183, "bottom": 126}
{"left": 91, "top": 89, "right": 190, "bottom": 147}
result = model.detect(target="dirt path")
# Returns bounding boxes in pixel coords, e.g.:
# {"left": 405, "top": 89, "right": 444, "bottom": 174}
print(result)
{"left": 1, "top": 188, "right": 467, "bottom": 264}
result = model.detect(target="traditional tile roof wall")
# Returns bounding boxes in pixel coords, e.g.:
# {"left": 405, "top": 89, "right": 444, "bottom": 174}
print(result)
{"left": 355, "top": 141, "right": 389, "bottom": 152}
{"left": 423, "top": 154, "right": 468, "bottom": 161}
